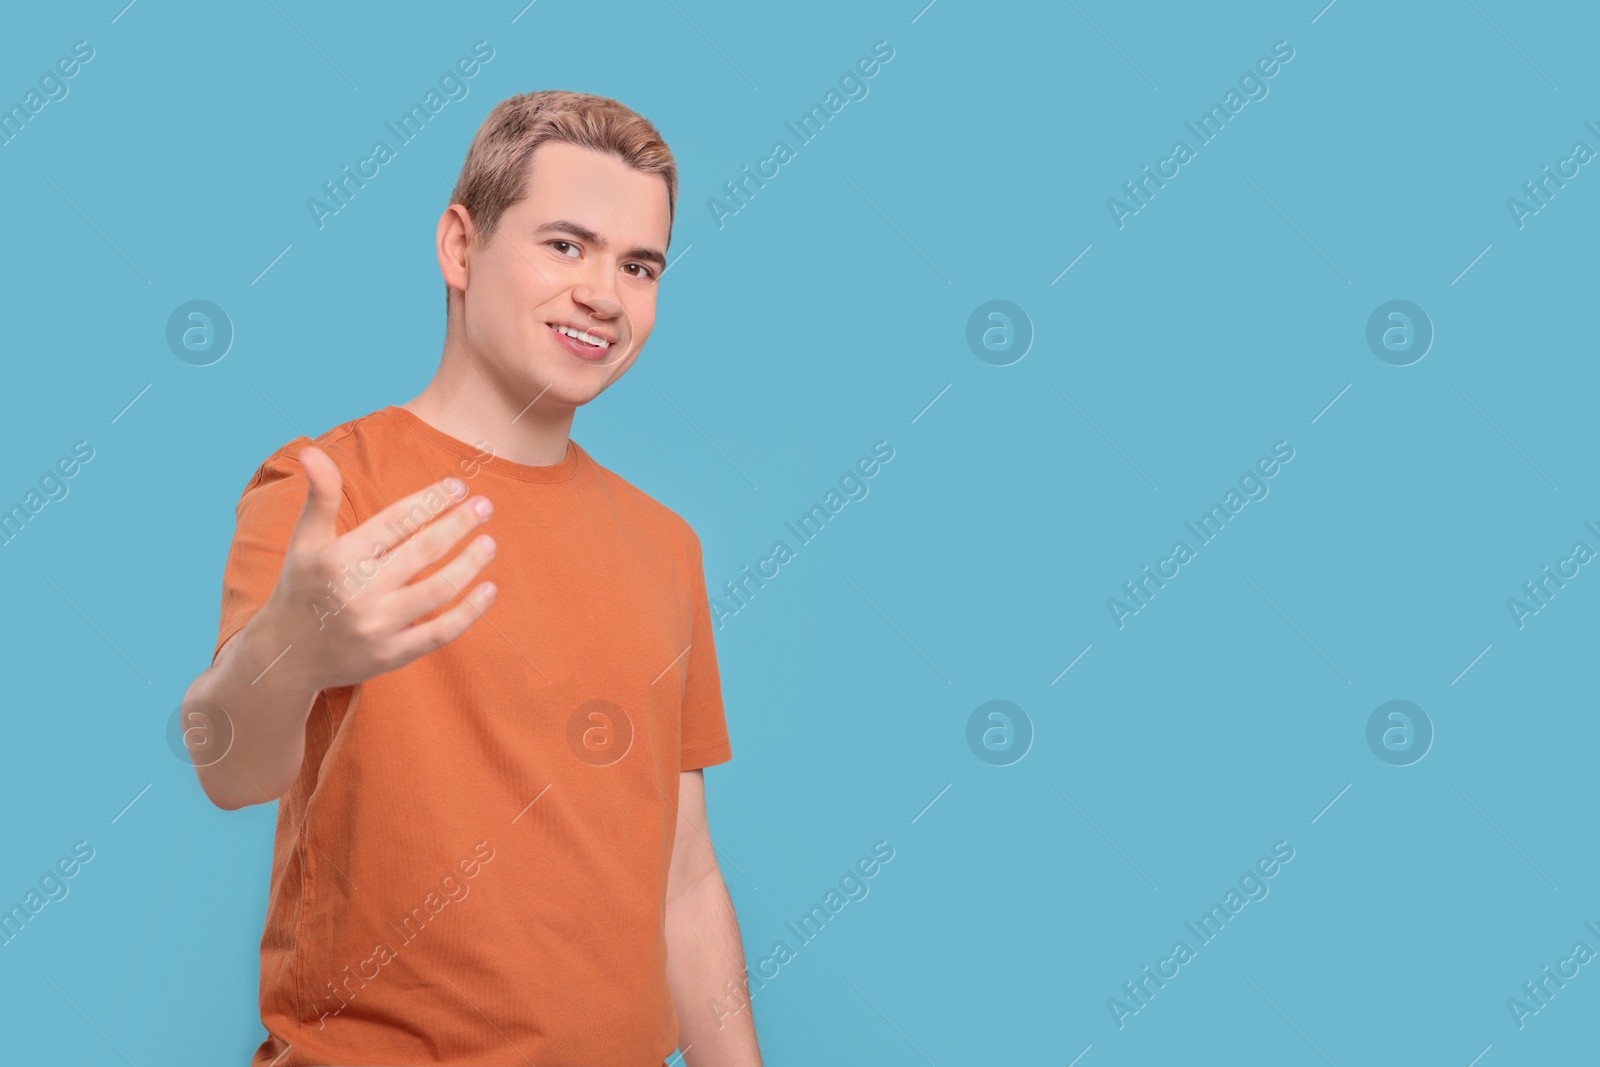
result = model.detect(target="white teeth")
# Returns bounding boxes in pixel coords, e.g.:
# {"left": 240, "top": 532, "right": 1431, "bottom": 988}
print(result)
{"left": 553, "top": 324, "right": 611, "bottom": 349}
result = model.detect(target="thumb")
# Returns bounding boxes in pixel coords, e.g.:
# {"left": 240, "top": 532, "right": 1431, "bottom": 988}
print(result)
{"left": 287, "top": 444, "right": 343, "bottom": 553}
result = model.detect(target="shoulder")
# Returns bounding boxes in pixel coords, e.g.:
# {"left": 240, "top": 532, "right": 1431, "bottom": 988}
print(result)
{"left": 241, "top": 407, "right": 397, "bottom": 485}
{"left": 234, "top": 407, "right": 394, "bottom": 519}
{"left": 575, "top": 442, "right": 703, "bottom": 556}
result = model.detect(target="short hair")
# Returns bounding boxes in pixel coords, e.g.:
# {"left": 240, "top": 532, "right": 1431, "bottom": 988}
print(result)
{"left": 444, "top": 90, "right": 677, "bottom": 315}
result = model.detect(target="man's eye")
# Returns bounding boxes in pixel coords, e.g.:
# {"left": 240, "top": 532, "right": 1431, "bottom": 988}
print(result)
{"left": 624, "top": 263, "right": 656, "bottom": 280}
{"left": 550, "top": 240, "right": 579, "bottom": 257}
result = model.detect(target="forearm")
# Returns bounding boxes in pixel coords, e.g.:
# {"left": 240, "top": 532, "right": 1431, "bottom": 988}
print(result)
{"left": 666, "top": 871, "right": 762, "bottom": 1067}
{"left": 187, "top": 603, "right": 321, "bottom": 810}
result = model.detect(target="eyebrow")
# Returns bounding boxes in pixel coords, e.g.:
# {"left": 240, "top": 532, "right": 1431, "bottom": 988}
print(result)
{"left": 532, "top": 219, "right": 667, "bottom": 269}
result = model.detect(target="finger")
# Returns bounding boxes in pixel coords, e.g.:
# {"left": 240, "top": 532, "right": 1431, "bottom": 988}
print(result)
{"left": 286, "top": 445, "right": 343, "bottom": 554}
{"left": 372, "top": 492, "right": 492, "bottom": 590}
{"left": 343, "top": 473, "right": 471, "bottom": 564}
{"left": 384, "top": 580, "right": 497, "bottom": 667}
{"left": 384, "top": 532, "right": 496, "bottom": 626}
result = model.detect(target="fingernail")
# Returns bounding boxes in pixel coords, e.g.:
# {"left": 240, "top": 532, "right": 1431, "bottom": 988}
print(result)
{"left": 474, "top": 497, "right": 493, "bottom": 518}
{"left": 443, "top": 477, "right": 465, "bottom": 496}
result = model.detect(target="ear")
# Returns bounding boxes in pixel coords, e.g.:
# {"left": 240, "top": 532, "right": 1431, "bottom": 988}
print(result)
{"left": 437, "top": 203, "right": 475, "bottom": 302}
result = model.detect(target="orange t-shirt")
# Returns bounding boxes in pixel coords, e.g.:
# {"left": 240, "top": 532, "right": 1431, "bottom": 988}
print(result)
{"left": 212, "top": 405, "right": 732, "bottom": 1067}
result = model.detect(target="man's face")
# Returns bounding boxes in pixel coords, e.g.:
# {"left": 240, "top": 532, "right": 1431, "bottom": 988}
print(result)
{"left": 450, "top": 141, "right": 672, "bottom": 409}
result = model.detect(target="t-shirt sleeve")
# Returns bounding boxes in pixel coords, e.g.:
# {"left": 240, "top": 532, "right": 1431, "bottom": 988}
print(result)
{"left": 213, "top": 440, "right": 359, "bottom": 667}
{"left": 679, "top": 527, "right": 732, "bottom": 771}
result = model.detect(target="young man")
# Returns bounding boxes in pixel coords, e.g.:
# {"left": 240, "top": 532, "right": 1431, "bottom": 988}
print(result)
{"left": 183, "top": 90, "right": 763, "bottom": 1066}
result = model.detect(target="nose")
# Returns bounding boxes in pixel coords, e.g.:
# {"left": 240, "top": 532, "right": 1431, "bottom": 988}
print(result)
{"left": 571, "top": 260, "right": 624, "bottom": 325}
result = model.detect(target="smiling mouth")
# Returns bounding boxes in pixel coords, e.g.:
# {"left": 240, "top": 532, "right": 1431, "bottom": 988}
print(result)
{"left": 547, "top": 322, "right": 613, "bottom": 352}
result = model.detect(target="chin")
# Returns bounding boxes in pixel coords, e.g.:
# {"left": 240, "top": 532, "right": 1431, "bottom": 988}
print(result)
{"left": 527, "top": 366, "right": 608, "bottom": 407}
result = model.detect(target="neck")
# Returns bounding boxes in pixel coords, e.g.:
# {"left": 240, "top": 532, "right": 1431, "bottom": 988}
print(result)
{"left": 402, "top": 333, "right": 575, "bottom": 467}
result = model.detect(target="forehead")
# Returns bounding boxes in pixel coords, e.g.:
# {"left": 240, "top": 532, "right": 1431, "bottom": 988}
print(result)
{"left": 511, "top": 141, "right": 671, "bottom": 249}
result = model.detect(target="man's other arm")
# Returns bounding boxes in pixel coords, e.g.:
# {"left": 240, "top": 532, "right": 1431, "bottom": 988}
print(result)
{"left": 665, "top": 769, "right": 762, "bottom": 1066}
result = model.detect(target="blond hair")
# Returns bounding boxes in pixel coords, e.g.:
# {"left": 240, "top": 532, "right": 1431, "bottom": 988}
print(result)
{"left": 445, "top": 90, "right": 677, "bottom": 314}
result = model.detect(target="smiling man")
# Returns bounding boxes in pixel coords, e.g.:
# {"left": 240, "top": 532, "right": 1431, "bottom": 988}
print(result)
{"left": 181, "top": 91, "right": 761, "bottom": 1067}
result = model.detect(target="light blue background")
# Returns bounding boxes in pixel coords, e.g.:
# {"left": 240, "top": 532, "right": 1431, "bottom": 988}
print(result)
{"left": 1, "top": 1, "right": 1595, "bottom": 1063}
